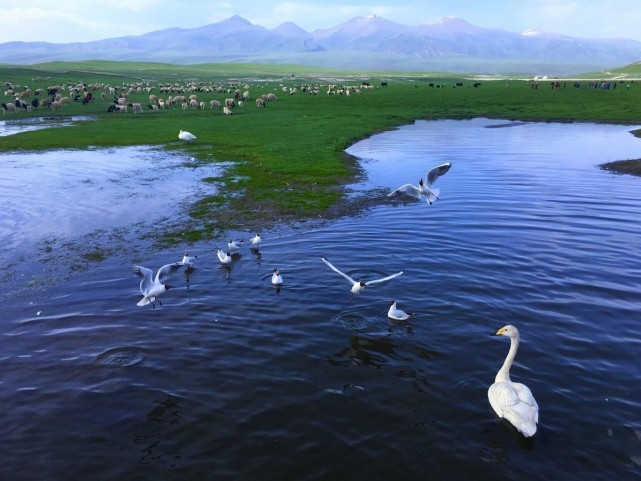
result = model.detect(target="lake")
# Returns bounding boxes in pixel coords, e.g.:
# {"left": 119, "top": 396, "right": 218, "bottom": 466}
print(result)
{"left": 1, "top": 118, "right": 640, "bottom": 480}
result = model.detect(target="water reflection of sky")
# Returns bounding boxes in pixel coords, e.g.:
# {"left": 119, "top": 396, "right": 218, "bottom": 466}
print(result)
{"left": 0, "top": 146, "right": 220, "bottom": 250}
{"left": 0, "top": 116, "right": 95, "bottom": 137}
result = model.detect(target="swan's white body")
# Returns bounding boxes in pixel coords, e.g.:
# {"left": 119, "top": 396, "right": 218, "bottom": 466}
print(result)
{"left": 321, "top": 256, "right": 403, "bottom": 294}
{"left": 387, "top": 300, "right": 412, "bottom": 320}
{"left": 388, "top": 162, "right": 452, "bottom": 205}
{"left": 178, "top": 130, "right": 196, "bottom": 141}
{"left": 217, "top": 249, "right": 232, "bottom": 265}
{"left": 271, "top": 268, "right": 283, "bottom": 285}
{"left": 133, "top": 262, "right": 182, "bottom": 307}
{"left": 488, "top": 325, "right": 539, "bottom": 437}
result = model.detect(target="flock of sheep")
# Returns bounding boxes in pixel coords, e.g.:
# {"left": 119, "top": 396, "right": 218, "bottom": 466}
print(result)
{"left": 2, "top": 77, "right": 374, "bottom": 117}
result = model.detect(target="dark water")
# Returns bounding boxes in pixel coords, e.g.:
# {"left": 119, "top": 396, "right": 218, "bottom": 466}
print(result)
{"left": 1, "top": 118, "right": 640, "bottom": 480}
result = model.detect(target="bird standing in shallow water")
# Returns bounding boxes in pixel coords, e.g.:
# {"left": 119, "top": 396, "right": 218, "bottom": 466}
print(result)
{"left": 227, "top": 239, "right": 244, "bottom": 251}
{"left": 388, "top": 162, "right": 452, "bottom": 205}
{"left": 321, "top": 256, "right": 403, "bottom": 295}
{"left": 488, "top": 325, "right": 539, "bottom": 437}
{"left": 133, "top": 262, "right": 183, "bottom": 308}
{"left": 178, "top": 130, "right": 196, "bottom": 141}
{"left": 250, "top": 233, "right": 262, "bottom": 249}
{"left": 180, "top": 252, "right": 197, "bottom": 267}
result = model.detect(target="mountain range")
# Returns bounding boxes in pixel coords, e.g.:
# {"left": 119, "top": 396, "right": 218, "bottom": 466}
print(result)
{"left": 1, "top": 15, "right": 640, "bottom": 75}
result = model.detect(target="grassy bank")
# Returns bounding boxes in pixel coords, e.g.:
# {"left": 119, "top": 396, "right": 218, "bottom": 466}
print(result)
{"left": 2, "top": 61, "right": 641, "bottom": 243}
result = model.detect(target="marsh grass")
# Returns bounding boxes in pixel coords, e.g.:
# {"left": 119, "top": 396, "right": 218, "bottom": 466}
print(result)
{"left": 2, "top": 61, "right": 641, "bottom": 243}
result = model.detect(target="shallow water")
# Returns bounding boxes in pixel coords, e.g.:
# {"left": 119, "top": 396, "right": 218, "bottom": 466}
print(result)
{"left": 1, "top": 118, "right": 641, "bottom": 480}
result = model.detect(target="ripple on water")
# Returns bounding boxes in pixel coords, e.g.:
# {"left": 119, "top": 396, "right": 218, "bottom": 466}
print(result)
{"left": 95, "top": 346, "right": 145, "bottom": 368}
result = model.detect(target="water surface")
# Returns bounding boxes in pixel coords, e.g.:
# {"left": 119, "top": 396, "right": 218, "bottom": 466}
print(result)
{"left": 1, "top": 119, "right": 640, "bottom": 480}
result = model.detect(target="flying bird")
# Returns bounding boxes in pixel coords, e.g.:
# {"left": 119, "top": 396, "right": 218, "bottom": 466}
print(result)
{"left": 488, "top": 325, "right": 539, "bottom": 438}
{"left": 132, "top": 262, "right": 183, "bottom": 308}
{"left": 321, "top": 256, "right": 403, "bottom": 295}
{"left": 178, "top": 130, "right": 197, "bottom": 141}
{"left": 388, "top": 162, "right": 452, "bottom": 205}
{"left": 387, "top": 300, "right": 413, "bottom": 321}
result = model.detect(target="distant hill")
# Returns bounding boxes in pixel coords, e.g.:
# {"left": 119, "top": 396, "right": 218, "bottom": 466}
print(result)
{"left": 1, "top": 15, "right": 640, "bottom": 75}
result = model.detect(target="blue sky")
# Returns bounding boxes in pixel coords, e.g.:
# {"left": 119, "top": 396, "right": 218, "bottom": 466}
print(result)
{"left": 1, "top": 0, "right": 640, "bottom": 44}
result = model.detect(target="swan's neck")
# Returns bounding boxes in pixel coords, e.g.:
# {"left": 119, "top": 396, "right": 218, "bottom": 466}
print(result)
{"left": 495, "top": 335, "right": 519, "bottom": 383}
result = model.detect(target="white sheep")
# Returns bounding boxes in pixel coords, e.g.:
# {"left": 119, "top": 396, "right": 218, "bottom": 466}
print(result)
{"left": 189, "top": 99, "right": 199, "bottom": 109}
{"left": 210, "top": 99, "right": 221, "bottom": 109}
{"left": 1, "top": 102, "right": 16, "bottom": 115}
{"left": 131, "top": 103, "right": 143, "bottom": 114}
{"left": 223, "top": 106, "right": 233, "bottom": 115}
{"left": 255, "top": 98, "right": 265, "bottom": 108}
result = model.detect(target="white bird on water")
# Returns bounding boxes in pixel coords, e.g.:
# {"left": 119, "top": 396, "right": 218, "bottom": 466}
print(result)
{"left": 180, "top": 252, "right": 197, "bottom": 267}
{"left": 132, "top": 262, "right": 183, "bottom": 308}
{"left": 250, "top": 233, "right": 262, "bottom": 248}
{"left": 178, "top": 130, "right": 197, "bottom": 141}
{"left": 321, "top": 256, "right": 403, "bottom": 295}
{"left": 488, "top": 325, "right": 539, "bottom": 438}
{"left": 388, "top": 162, "right": 452, "bottom": 205}
{"left": 217, "top": 249, "right": 232, "bottom": 265}
{"left": 271, "top": 268, "right": 283, "bottom": 285}
{"left": 387, "top": 300, "right": 413, "bottom": 321}
{"left": 227, "top": 239, "right": 244, "bottom": 251}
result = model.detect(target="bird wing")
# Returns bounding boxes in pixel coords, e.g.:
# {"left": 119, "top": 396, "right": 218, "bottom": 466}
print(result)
{"left": 488, "top": 381, "right": 539, "bottom": 437}
{"left": 387, "top": 183, "right": 422, "bottom": 199}
{"left": 426, "top": 162, "right": 452, "bottom": 186}
{"left": 321, "top": 256, "right": 356, "bottom": 285}
{"left": 133, "top": 265, "right": 153, "bottom": 292}
{"left": 155, "top": 262, "right": 183, "bottom": 284}
{"left": 364, "top": 271, "right": 403, "bottom": 286}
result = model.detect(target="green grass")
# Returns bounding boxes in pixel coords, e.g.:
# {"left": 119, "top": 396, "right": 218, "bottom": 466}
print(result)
{"left": 2, "top": 61, "right": 641, "bottom": 243}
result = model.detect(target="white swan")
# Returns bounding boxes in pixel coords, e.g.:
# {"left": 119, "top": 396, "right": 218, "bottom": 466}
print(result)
{"left": 488, "top": 325, "right": 539, "bottom": 437}
{"left": 321, "top": 256, "right": 403, "bottom": 294}
{"left": 132, "top": 262, "right": 182, "bottom": 308}
{"left": 388, "top": 162, "right": 452, "bottom": 205}
{"left": 178, "top": 130, "right": 196, "bottom": 141}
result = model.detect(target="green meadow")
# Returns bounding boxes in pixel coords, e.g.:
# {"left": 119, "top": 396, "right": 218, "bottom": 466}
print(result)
{"left": 2, "top": 61, "right": 641, "bottom": 242}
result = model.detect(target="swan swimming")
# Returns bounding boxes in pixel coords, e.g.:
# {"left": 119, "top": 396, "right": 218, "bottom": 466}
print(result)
{"left": 388, "top": 162, "right": 452, "bottom": 205}
{"left": 321, "top": 256, "right": 403, "bottom": 294}
{"left": 178, "top": 130, "right": 197, "bottom": 141}
{"left": 488, "top": 325, "right": 539, "bottom": 437}
{"left": 132, "top": 262, "right": 183, "bottom": 308}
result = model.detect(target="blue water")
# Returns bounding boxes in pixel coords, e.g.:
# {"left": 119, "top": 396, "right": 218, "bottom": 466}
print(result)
{"left": 1, "top": 118, "right": 640, "bottom": 480}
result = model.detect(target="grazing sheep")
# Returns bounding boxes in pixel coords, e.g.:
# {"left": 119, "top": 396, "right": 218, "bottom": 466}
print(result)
{"left": 50, "top": 101, "right": 62, "bottom": 110}
{"left": 210, "top": 99, "right": 221, "bottom": 109}
{"left": 131, "top": 103, "right": 143, "bottom": 114}
{"left": 225, "top": 98, "right": 235, "bottom": 109}
{"left": 148, "top": 104, "right": 159, "bottom": 111}
{"left": 266, "top": 93, "right": 277, "bottom": 101}
{"left": 189, "top": 99, "right": 199, "bottom": 109}
{"left": 255, "top": 98, "right": 265, "bottom": 108}
{"left": 39, "top": 98, "right": 52, "bottom": 108}
{"left": 223, "top": 106, "right": 233, "bottom": 115}
{"left": 1, "top": 102, "right": 16, "bottom": 115}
